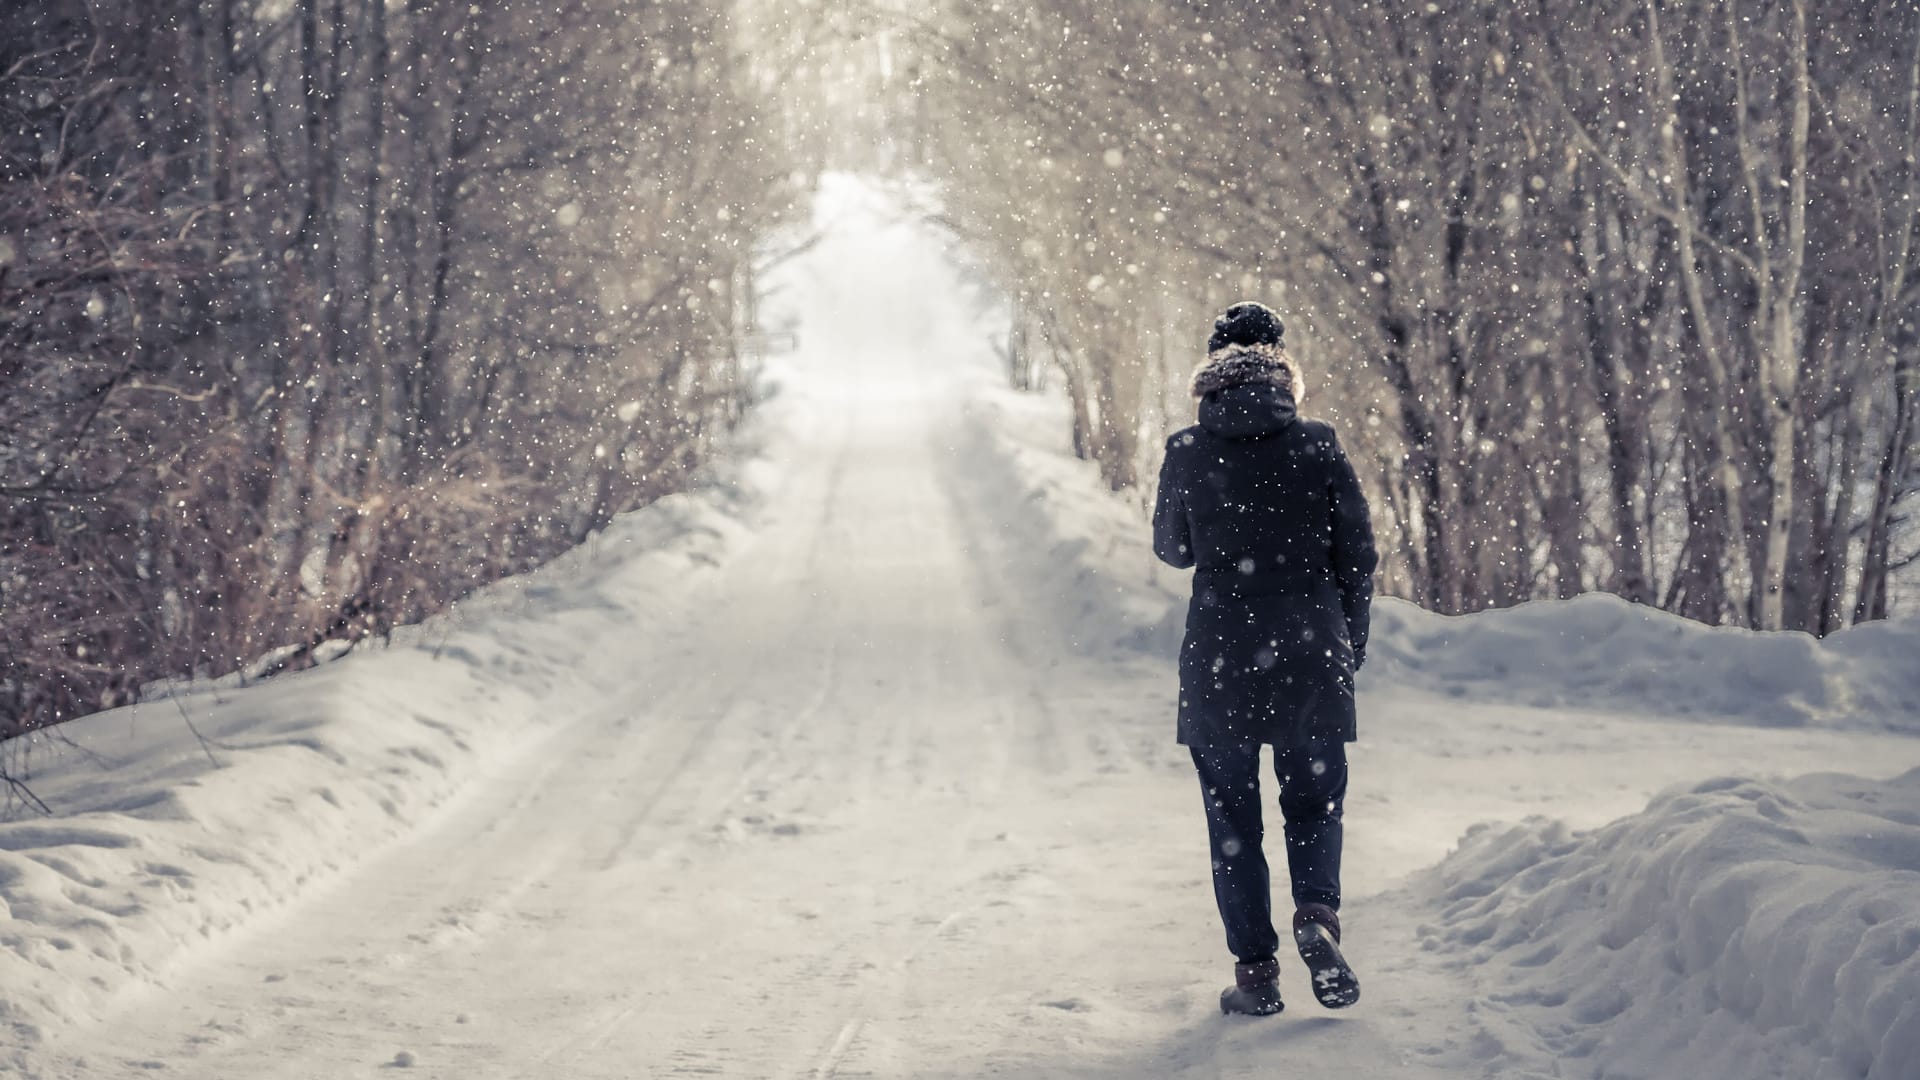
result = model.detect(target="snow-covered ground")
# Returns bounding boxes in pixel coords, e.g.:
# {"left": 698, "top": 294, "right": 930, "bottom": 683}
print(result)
{"left": 5, "top": 174, "right": 1918, "bottom": 1079}
{"left": 1419, "top": 770, "right": 1920, "bottom": 1080}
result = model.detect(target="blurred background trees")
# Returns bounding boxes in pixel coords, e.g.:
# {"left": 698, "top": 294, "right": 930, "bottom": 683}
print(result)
{"left": 1, "top": 0, "right": 795, "bottom": 736}
{"left": 7, "top": 0, "right": 1919, "bottom": 738}
{"left": 899, "top": 0, "right": 1919, "bottom": 634}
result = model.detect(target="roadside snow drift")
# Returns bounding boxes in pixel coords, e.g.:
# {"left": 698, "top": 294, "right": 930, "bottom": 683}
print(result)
{"left": 1368, "top": 596, "right": 1920, "bottom": 733}
{"left": 1418, "top": 770, "right": 1920, "bottom": 1080}
{"left": 0, "top": 452, "right": 766, "bottom": 1055}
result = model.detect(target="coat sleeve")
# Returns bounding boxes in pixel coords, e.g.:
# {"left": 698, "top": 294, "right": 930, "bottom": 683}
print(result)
{"left": 1327, "top": 429, "right": 1378, "bottom": 660}
{"left": 1152, "top": 439, "right": 1195, "bottom": 569}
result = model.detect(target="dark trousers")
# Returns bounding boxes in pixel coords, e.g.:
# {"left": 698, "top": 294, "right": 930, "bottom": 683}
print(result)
{"left": 1191, "top": 740, "right": 1346, "bottom": 964}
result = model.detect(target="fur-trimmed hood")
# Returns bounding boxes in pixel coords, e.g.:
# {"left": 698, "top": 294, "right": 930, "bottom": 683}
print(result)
{"left": 1189, "top": 341, "right": 1303, "bottom": 403}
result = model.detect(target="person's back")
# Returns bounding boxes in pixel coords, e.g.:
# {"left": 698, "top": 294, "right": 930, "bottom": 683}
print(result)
{"left": 1165, "top": 387, "right": 1349, "bottom": 592}
{"left": 1152, "top": 302, "right": 1376, "bottom": 1018}
{"left": 1154, "top": 343, "right": 1376, "bottom": 751}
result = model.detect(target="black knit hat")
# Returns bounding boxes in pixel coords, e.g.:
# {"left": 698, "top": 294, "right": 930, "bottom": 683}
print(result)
{"left": 1207, "top": 301, "right": 1285, "bottom": 353}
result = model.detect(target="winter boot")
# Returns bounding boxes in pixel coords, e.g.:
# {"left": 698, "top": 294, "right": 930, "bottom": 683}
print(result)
{"left": 1218, "top": 958, "right": 1283, "bottom": 1017}
{"left": 1293, "top": 903, "right": 1360, "bottom": 1008}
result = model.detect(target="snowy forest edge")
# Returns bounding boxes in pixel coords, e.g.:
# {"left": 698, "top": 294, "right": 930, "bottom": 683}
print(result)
{"left": 6, "top": 0, "right": 1920, "bottom": 743}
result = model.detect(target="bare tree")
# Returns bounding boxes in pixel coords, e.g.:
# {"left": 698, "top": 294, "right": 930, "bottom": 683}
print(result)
{"left": 2, "top": 0, "right": 794, "bottom": 739}
{"left": 906, "top": 0, "right": 1920, "bottom": 630}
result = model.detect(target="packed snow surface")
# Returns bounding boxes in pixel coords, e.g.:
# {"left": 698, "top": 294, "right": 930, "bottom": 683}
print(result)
{"left": 5, "top": 175, "right": 1919, "bottom": 1079}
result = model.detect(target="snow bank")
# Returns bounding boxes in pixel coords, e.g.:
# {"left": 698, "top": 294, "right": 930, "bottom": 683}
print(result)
{"left": 956, "top": 371, "right": 1189, "bottom": 660}
{"left": 1416, "top": 769, "right": 1920, "bottom": 1080}
{"left": 0, "top": 490, "right": 752, "bottom": 1056}
{"left": 0, "top": 368, "right": 814, "bottom": 1061}
{"left": 1369, "top": 595, "right": 1920, "bottom": 732}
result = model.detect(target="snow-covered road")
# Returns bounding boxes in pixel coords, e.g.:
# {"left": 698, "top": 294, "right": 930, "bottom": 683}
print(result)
{"left": 16, "top": 177, "right": 1920, "bottom": 1079}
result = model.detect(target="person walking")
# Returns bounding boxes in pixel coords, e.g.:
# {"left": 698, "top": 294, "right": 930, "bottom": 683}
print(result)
{"left": 1152, "top": 301, "right": 1378, "bottom": 1017}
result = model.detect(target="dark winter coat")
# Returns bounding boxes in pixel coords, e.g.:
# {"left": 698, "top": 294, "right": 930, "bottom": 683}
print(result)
{"left": 1153, "top": 355, "right": 1378, "bottom": 750}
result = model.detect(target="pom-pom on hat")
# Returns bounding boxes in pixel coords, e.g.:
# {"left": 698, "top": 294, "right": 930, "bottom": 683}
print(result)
{"left": 1207, "top": 301, "right": 1285, "bottom": 353}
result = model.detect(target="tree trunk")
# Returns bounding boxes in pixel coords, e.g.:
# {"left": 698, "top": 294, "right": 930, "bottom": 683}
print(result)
{"left": 1575, "top": 198, "right": 1656, "bottom": 604}
{"left": 1754, "top": 0, "right": 1811, "bottom": 631}
{"left": 1856, "top": 346, "right": 1916, "bottom": 623}
{"left": 361, "top": 0, "right": 389, "bottom": 477}
{"left": 1817, "top": 409, "right": 1861, "bottom": 635}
